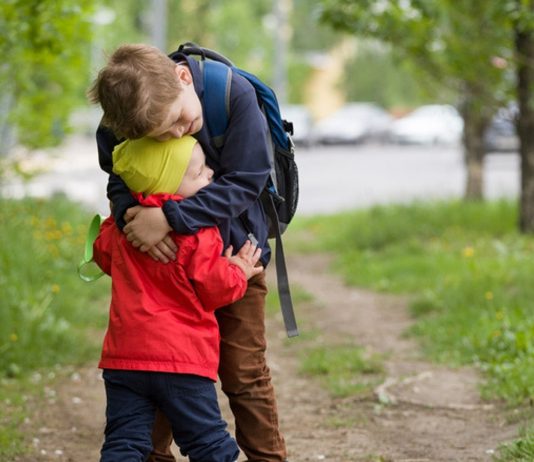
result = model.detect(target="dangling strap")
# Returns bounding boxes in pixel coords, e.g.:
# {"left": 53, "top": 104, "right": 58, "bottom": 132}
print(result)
{"left": 263, "top": 192, "right": 299, "bottom": 337}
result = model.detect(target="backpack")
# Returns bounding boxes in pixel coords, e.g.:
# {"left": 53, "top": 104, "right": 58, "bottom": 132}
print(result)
{"left": 171, "top": 42, "right": 299, "bottom": 337}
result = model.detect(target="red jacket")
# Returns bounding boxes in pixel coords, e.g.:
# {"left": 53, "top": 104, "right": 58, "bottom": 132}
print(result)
{"left": 93, "top": 193, "right": 247, "bottom": 381}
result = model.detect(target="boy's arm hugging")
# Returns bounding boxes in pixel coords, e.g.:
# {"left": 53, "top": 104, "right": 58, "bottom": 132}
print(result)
{"left": 95, "top": 50, "right": 271, "bottom": 263}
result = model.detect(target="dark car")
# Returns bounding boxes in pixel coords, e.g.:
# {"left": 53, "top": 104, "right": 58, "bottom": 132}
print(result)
{"left": 484, "top": 108, "right": 519, "bottom": 153}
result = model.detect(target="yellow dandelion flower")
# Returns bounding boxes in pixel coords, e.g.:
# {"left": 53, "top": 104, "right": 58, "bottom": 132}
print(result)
{"left": 485, "top": 291, "right": 494, "bottom": 301}
{"left": 51, "top": 284, "right": 60, "bottom": 294}
{"left": 495, "top": 310, "right": 504, "bottom": 320}
{"left": 47, "top": 244, "right": 60, "bottom": 257}
{"left": 462, "top": 246, "right": 475, "bottom": 258}
{"left": 61, "top": 222, "right": 73, "bottom": 234}
{"left": 9, "top": 333, "right": 18, "bottom": 342}
{"left": 492, "top": 330, "right": 501, "bottom": 338}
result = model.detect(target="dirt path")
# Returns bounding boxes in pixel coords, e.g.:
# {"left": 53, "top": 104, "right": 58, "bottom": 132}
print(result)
{"left": 14, "top": 253, "right": 518, "bottom": 462}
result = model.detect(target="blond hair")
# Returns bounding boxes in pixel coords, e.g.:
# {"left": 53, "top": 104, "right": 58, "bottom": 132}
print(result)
{"left": 87, "top": 44, "right": 182, "bottom": 139}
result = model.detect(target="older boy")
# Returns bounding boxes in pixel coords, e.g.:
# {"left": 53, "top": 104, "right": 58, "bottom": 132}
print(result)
{"left": 89, "top": 44, "right": 288, "bottom": 462}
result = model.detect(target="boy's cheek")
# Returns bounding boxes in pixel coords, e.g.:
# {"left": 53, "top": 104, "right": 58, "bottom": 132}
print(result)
{"left": 192, "top": 117, "right": 203, "bottom": 134}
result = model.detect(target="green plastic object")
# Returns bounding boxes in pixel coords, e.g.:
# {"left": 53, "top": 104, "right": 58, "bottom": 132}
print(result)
{"left": 77, "top": 214, "right": 106, "bottom": 282}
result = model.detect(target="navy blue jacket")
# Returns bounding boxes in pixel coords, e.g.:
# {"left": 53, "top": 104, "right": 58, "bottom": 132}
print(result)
{"left": 97, "top": 53, "right": 272, "bottom": 265}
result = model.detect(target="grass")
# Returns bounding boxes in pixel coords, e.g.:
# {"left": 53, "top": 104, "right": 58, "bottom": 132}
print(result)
{"left": 495, "top": 423, "right": 534, "bottom": 461}
{"left": 0, "top": 379, "right": 27, "bottom": 459}
{"left": 0, "top": 196, "right": 110, "bottom": 457}
{"left": 300, "top": 344, "right": 384, "bottom": 397}
{"left": 286, "top": 199, "right": 534, "bottom": 459}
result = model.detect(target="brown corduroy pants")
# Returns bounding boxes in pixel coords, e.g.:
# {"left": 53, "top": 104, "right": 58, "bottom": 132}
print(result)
{"left": 147, "top": 271, "right": 287, "bottom": 462}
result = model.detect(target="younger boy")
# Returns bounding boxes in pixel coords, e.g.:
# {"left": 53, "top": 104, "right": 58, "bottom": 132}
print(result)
{"left": 93, "top": 135, "right": 262, "bottom": 462}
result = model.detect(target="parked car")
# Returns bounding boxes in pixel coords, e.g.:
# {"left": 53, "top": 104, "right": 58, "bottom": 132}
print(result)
{"left": 314, "top": 102, "right": 393, "bottom": 145}
{"left": 280, "top": 104, "right": 314, "bottom": 147}
{"left": 484, "top": 106, "right": 519, "bottom": 153}
{"left": 388, "top": 104, "right": 463, "bottom": 145}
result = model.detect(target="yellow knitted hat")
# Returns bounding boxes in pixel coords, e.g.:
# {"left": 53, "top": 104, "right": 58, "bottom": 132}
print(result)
{"left": 112, "top": 136, "right": 197, "bottom": 195}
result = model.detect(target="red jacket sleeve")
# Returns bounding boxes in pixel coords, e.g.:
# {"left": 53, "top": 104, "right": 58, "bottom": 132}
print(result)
{"left": 183, "top": 228, "right": 247, "bottom": 311}
{"left": 93, "top": 216, "right": 115, "bottom": 276}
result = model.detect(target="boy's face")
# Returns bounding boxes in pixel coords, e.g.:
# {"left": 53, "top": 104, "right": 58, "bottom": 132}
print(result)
{"left": 176, "top": 143, "right": 214, "bottom": 198}
{"left": 148, "top": 65, "right": 203, "bottom": 141}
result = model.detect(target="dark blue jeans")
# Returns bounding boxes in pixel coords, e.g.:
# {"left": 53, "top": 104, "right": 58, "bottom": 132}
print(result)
{"left": 100, "top": 370, "right": 239, "bottom": 462}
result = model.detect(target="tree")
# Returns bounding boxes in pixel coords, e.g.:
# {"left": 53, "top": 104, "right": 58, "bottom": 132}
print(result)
{"left": 166, "top": 0, "right": 340, "bottom": 104}
{"left": 166, "top": 0, "right": 274, "bottom": 82}
{"left": 513, "top": 0, "right": 534, "bottom": 231}
{"left": 341, "top": 41, "right": 433, "bottom": 109}
{"left": 0, "top": 0, "right": 94, "bottom": 152}
{"left": 321, "top": 0, "right": 510, "bottom": 200}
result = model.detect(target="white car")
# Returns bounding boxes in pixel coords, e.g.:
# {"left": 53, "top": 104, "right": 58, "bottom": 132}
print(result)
{"left": 389, "top": 104, "right": 464, "bottom": 145}
{"left": 314, "top": 103, "right": 393, "bottom": 145}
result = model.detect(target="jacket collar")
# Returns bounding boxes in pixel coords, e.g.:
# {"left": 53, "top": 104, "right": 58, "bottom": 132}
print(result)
{"left": 132, "top": 192, "right": 184, "bottom": 207}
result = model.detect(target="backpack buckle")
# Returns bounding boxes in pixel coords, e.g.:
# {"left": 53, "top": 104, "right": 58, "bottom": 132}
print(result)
{"left": 283, "top": 119, "right": 294, "bottom": 135}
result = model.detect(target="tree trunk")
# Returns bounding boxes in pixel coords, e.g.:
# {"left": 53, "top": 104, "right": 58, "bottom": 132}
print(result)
{"left": 516, "top": 22, "right": 534, "bottom": 232}
{"left": 460, "top": 95, "right": 489, "bottom": 201}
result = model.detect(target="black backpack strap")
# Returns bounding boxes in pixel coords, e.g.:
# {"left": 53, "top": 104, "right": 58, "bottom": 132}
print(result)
{"left": 175, "top": 42, "right": 235, "bottom": 67}
{"left": 262, "top": 192, "right": 299, "bottom": 337}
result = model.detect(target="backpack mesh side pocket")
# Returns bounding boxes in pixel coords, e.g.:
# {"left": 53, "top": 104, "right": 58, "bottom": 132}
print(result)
{"left": 274, "top": 145, "right": 299, "bottom": 233}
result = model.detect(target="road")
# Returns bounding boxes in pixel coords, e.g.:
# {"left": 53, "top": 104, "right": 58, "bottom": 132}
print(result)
{"left": 1, "top": 136, "right": 520, "bottom": 216}
{"left": 296, "top": 142, "right": 520, "bottom": 215}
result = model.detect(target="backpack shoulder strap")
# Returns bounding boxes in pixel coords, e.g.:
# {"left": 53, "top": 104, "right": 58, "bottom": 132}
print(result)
{"left": 201, "top": 60, "right": 232, "bottom": 149}
{"left": 174, "top": 42, "right": 233, "bottom": 147}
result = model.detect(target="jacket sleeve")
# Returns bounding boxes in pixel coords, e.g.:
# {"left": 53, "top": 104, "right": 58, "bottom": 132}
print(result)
{"left": 92, "top": 216, "right": 115, "bottom": 276}
{"left": 183, "top": 229, "right": 247, "bottom": 311}
{"left": 162, "top": 82, "right": 271, "bottom": 234}
{"left": 97, "top": 125, "right": 138, "bottom": 229}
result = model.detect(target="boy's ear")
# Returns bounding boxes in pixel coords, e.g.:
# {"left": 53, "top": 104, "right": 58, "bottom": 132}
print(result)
{"left": 175, "top": 64, "right": 193, "bottom": 85}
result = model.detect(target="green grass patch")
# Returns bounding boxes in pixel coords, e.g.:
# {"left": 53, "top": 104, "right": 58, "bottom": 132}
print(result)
{"left": 0, "top": 197, "right": 110, "bottom": 457}
{"left": 0, "top": 197, "right": 110, "bottom": 377}
{"left": 495, "top": 423, "right": 534, "bottom": 461}
{"left": 0, "top": 378, "right": 27, "bottom": 459}
{"left": 300, "top": 344, "right": 384, "bottom": 397}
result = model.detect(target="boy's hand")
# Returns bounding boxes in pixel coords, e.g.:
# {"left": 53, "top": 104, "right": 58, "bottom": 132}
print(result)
{"left": 123, "top": 206, "right": 176, "bottom": 262}
{"left": 224, "top": 241, "right": 263, "bottom": 280}
{"left": 147, "top": 235, "right": 178, "bottom": 263}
